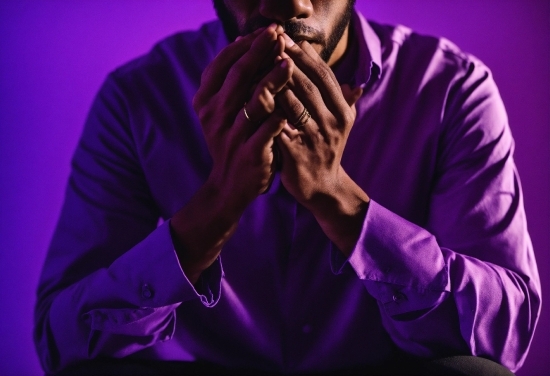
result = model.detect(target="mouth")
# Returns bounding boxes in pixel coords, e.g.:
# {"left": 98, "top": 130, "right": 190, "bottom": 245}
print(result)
{"left": 283, "top": 20, "right": 324, "bottom": 44}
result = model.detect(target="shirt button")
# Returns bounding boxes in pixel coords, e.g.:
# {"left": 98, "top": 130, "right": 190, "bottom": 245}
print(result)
{"left": 141, "top": 284, "right": 153, "bottom": 299}
{"left": 392, "top": 292, "right": 406, "bottom": 303}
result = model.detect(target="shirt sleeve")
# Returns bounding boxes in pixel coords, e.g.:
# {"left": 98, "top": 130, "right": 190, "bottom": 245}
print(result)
{"left": 333, "top": 59, "right": 541, "bottom": 372}
{"left": 33, "top": 75, "right": 223, "bottom": 374}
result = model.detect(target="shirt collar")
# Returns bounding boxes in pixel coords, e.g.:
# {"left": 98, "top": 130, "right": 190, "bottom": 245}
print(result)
{"left": 350, "top": 10, "right": 382, "bottom": 88}
{"left": 331, "top": 10, "right": 382, "bottom": 88}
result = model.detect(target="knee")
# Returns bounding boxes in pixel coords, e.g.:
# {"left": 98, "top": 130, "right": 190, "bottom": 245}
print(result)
{"left": 420, "top": 356, "right": 515, "bottom": 376}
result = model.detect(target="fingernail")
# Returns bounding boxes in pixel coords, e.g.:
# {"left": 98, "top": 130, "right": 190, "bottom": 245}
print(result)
{"left": 283, "top": 33, "right": 295, "bottom": 47}
{"left": 280, "top": 59, "right": 288, "bottom": 69}
{"left": 268, "top": 23, "right": 277, "bottom": 31}
{"left": 235, "top": 36, "right": 243, "bottom": 41}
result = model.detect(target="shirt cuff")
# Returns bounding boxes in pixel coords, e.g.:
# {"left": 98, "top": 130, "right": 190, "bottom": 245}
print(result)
{"left": 107, "top": 219, "right": 222, "bottom": 308}
{"left": 332, "top": 200, "right": 450, "bottom": 316}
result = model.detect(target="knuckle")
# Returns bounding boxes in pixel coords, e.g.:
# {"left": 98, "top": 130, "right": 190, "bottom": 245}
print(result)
{"left": 219, "top": 108, "right": 233, "bottom": 124}
{"left": 340, "top": 110, "right": 355, "bottom": 128}
{"left": 200, "top": 63, "right": 215, "bottom": 85}
{"left": 192, "top": 93, "right": 203, "bottom": 114}
{"left": 302, "top": 80, "right": 316, "bottom": 95}
{"left": 326, "top": 149, "right": 337, "bottom": 163}
{"left": 316, "top": 66, "right": 331, "bottom": 82}
{"left": 258, "top": 88, "right": 275, "bottom": 113}
{"left": 227, "top": 61, "right": 250, "bottom": 84}
{"left": 290, "top": 100, "right": 303, "bottom": 115}
{"left": 231, "top": 58, "right": 248, "bottom": 74}
{"left": 197, "top": 107, "right": 210, "bottom": 125}
{"left": 293, "top": 47, "right": 306, "bottom": 59}
{"left": 201, "top": 64, "right": 211, "bottom": 80}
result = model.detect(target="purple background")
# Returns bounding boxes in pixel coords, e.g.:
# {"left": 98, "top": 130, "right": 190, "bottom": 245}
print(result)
{"left": 0, "top": 1, "right": 548, "bottom": 375}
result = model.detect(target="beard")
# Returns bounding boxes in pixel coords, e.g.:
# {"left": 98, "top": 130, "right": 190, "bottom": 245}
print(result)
{"left": 213, "top": 0, "right": 356, "bottom": 63}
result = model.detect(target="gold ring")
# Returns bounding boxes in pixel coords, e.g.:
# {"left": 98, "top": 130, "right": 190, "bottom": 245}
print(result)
{"left": 243, "top": 102, "right": 259, "bottom": 124}
{"left": 294, "top": 107, "right": 311, "bottom": 129}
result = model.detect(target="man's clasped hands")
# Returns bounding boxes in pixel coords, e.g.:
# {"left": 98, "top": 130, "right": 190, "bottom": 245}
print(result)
{"left": 193, "top": 23, "right": 363, "bottom": 208}
{"left": 173, "top": 24, "right": 368, "bottom": 284}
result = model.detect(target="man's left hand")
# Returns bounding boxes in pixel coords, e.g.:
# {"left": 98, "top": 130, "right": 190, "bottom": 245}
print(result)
{"left": 275, "top": 34, "right": 369, "bottom": 256}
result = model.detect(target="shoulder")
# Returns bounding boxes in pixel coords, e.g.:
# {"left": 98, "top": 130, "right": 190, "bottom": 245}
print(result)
{"left": 369, "top": 20, "right": 490, "bottom": 85}
{"left": 107, "top": 20, "right": 226, "bottom": 95}
{"left": 365, "top": 20, "right": 507, "bottom": 156}
{"left": 367, "top": 20, "right": 500, "bottom": 117}
{"left": 85, "top": 20, "right": 227, "bottom": 143}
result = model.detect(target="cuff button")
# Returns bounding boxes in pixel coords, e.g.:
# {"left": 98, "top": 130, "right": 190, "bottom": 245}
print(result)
{"left": 141, "top": 284, "right": 153, "bottom": 299}
{"left": 392, "top": 292, "right": 406, "bottom": 303}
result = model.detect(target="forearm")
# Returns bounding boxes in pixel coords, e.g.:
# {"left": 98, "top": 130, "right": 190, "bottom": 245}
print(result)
{"left": 170, "top": 178, "right": 248, "bottom": 284}
{"left": 35, "top": 221, "right": 207, "bottom": 373}
{"left": 375, "top": 247, "right": 539, "bottom": 372}
{"left": 305, "top": 169, "right": 370, "bottom": 257}
{"left": 343, "top": 200, "right": 540, "bottom": 372}
{"left": 172, "top": 26, "right": 293, "bottom": 285}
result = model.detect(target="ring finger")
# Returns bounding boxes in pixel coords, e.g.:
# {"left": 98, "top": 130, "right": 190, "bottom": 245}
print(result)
{"left": 275, "top": 88, "right": 320, "bottom": 145}
{"left": 232, "top": 57, "right": 294, "bottom": 140}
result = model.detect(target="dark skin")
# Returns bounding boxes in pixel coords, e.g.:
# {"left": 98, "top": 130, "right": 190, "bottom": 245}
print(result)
{"left": 171, "top": 1, "right": 369, "bottom": 284}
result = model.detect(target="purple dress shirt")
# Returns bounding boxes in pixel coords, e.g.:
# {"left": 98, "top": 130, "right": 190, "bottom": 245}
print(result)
{"left": 34, "top": 11, "right": 541, "bottom": 374}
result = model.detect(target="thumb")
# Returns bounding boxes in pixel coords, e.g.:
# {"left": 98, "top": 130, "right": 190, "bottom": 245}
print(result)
{"left": 341, "top": 84, "right": 363, "bottom": 116}
{"left": 341, "top": 84, "right": 363, "bottom": 106}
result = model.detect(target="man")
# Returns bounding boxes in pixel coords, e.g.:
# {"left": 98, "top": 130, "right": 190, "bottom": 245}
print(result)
{"left": 35, "top": 1, "right": 540, "bottom": 375}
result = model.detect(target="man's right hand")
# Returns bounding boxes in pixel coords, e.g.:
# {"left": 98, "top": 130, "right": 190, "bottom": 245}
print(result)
{"left": 171, "top": 24, "right": 293, "bottom": 284}
{"left": 193, "top": 23, "right": 293, "bottom": 206}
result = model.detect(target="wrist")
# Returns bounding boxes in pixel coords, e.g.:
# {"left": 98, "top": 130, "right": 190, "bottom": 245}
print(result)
{"left": 206, "top": 168, "right": 257, "bottom": 215}
{"left": 170, "top": 178, "right": 246, "bottom": 284}
{"left": 306, "top": 170, "right": 370, "bottom": 256}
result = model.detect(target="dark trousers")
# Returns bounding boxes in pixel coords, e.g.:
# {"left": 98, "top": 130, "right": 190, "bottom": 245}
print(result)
{"left": 56, "top": 356, "right": 515, "bottom": 376}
